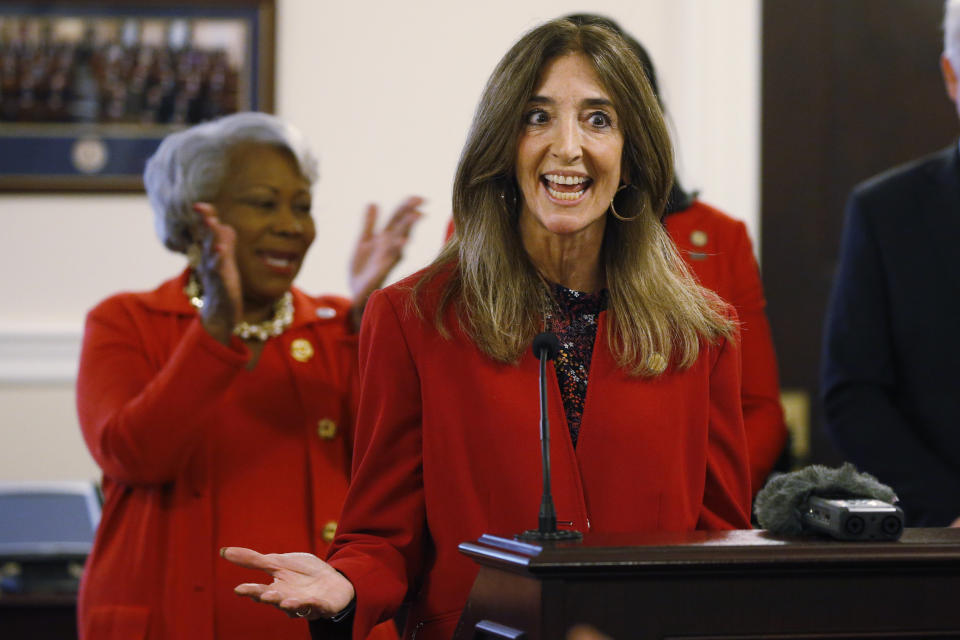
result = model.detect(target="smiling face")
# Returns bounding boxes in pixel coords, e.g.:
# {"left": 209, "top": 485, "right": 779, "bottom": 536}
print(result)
{"left": 516, "top": 53, "right": 624, "bottom": 240}
{"left": 212, "top": 142, "right": 315, "bottom": 310}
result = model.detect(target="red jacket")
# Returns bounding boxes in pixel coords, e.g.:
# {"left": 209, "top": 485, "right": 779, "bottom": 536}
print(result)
{"left": 326, "top": 269, "right": 752, "bottom": 640}
{"left": 76, "top": 271, "right": 395, "bottom": 640}
{"left": 447, "top": 205, "right": 788, "bottom": 493}
{"left": 665, "top": 202, "right": 787, "bottom": 493}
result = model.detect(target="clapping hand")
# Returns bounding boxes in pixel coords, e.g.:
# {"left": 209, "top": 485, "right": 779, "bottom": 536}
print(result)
{"left": 220, "top": 547, "right": 355, "bottom": 621}
{"left": 348, "top": 196, "right": 424, "bottom": 322}
{"left": 192, "top": 203, "right": 243, "bottom": 343}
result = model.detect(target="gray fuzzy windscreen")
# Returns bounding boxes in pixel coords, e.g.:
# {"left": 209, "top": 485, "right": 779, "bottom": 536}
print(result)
{"left": 753, "top": 463, "right": 898, "bottom": 534}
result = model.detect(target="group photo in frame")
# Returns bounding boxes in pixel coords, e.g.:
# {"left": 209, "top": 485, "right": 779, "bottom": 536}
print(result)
{"left": 0, "top": 0, "right": 275, "bottom": 191}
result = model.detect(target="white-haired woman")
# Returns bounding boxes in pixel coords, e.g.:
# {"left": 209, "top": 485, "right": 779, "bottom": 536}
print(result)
{"left": 76, "top": 112, "right": 419, "bottom": 640}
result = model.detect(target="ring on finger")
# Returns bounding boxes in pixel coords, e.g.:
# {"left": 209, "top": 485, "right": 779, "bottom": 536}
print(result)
{"left": 295, "top": 606, "right": 312, "bottom": 618}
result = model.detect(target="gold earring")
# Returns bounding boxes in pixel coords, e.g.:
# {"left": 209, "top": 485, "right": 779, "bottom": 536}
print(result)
{"left": 609, "top": 184, "right": 639, "bottom": 221}
{"left": 186, "top": 243, "right": 202, "bottom": 267}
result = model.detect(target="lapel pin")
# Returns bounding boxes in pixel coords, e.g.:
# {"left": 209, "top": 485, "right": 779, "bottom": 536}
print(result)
{"left": 290, "top": 338, "right": 314, "bottom": 362}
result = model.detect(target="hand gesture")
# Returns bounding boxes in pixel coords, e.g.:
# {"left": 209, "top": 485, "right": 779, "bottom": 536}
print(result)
{"left": 192, "top": 203, "right": 243, "bottom": 343}
{"left": 220, "top": 546, "right": 355, "bottom": 621}
{"left": 348, "top": 196, "right": 424, "bottom": 309}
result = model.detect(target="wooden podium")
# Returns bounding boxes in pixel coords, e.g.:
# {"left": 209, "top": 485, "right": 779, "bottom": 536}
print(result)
{"left": 454, "top": 528, "right": 960, "bottom": 639}
{"left": 0, "top": 592, "right": 77, "bottom": 639}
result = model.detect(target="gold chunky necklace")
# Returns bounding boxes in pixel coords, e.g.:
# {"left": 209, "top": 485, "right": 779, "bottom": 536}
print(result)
{"left": 184, "top": 272, "right": 294, "bottom": 341}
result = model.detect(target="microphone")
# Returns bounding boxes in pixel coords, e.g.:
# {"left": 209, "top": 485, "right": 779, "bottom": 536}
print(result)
{"left": 517, "top": 332, "right": 581, "bottom": 541}
{"left": 754, "top": 463, "right": 904, "bottom": 541}
{"left": 532, "top": 332, "right": 560, "bottom": 361}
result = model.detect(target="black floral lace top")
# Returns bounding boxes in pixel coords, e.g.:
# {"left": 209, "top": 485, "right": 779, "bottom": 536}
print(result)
{"left": 545, "top": 283, "right": 608, "bottom": 448}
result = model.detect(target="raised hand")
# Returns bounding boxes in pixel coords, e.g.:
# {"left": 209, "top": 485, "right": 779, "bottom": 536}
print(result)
{"left": 192, "top": 203, "right": 243, "bottom": 343}
{"left": 220, "top": 547, "right": 355, "bottom": 621}
{"left": 348, "top": 196, "right": 424, "bottom": 311}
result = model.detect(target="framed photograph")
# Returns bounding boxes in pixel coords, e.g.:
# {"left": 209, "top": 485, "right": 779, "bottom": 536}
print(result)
{"left": 0, "top": 0, "right": 275, "bottom": 191}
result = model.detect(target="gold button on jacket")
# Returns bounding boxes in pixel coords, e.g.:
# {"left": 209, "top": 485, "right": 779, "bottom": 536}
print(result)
{"left": 290, "top": 338, "right": 314, "bottom": 362}
{"left": 322, "top": 520, "right": 337, "bottom": 543}
{"left": 316, "top": 418, "right": 337, "bottom": 439}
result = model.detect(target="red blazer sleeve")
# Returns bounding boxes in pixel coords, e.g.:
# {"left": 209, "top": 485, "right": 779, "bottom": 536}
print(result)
{"left": 326, "top": 289, "right": 428, "bottom": 640}
{"left": 668, "top": 206, "right": 787, "bottom": 494}
{"left": 337, "top": 328, "right": 362, "bottom": 470}
{"left": 722, "top": 222, "right": 786, "bottom": 492}
{"left": 698, "top": 324, "right": 753, "bottom": 530}
{"left": 76, "top": 296, "right": 248, "bottom": 485}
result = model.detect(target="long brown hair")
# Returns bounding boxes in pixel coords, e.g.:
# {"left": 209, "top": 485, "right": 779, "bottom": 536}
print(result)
{"left": 414, "top": 18, "right": 734, "bottom": 376}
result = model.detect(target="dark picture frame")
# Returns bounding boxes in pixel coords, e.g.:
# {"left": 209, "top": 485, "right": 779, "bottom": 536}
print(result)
{"left": 0, "top": 0, "right": 275, "bottom": 191}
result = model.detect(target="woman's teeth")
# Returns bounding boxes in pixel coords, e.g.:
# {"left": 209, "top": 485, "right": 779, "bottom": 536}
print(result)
{"left": 544, "top": 174, "right": 589, "bottom": 201}
{"left": 547, "top": 187, "right": 584, "bottom": 200}
{"left": 544, "top": 174, "right": 588, "bottom": 185}
{"left": 264, "top": 255, "right": 294, "bottom": 267}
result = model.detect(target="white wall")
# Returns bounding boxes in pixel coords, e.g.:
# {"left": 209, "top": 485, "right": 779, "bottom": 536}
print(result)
{"left": 0, "top": 0, "right": 760, "bottom": 481}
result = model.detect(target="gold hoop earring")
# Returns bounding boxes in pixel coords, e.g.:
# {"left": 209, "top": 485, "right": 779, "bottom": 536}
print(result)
{"left": 609, "top": 183, "right": 639, "bottom": 221}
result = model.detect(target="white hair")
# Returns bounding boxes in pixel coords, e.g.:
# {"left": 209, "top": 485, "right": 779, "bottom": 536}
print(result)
{"left": 945, "top": 0, "right": 960, "bottom": 69}
{"left": 144, "top": 112, "right": 319, "bottom": 253}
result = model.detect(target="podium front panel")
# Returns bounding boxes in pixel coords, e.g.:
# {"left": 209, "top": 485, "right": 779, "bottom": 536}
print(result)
{"left": 456, "top": 529, "right": 960, "bottom": 639}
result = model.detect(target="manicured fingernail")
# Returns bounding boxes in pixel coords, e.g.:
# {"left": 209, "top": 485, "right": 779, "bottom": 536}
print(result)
{"left": 220, "top": 547, "right": 227, "bottom": 557}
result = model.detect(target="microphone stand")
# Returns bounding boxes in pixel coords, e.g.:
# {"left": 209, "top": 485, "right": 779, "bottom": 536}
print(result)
{"left": 517, "top": 333, "right": 582, "bottom": 542}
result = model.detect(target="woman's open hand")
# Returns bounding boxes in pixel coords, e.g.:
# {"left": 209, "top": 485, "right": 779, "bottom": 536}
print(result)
{"left": 220, "top": 547, "right": 355, "bottom": 621}
{"left": 192, "top": 203, "right": 242, "bottom": 343}
{"left": 348, "top": 196, "right": 424, "bottom": 314}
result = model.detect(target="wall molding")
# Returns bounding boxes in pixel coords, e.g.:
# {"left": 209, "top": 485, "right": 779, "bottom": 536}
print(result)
{"left": 0, "top": 329, "right": 82, "bottom": 384}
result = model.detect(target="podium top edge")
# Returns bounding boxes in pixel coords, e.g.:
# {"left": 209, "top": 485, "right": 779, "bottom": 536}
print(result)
{"left": 458, "top": 529, "right": 960, "bottom": 572}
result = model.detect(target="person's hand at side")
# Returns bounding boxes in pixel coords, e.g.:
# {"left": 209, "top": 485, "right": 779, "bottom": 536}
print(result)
{"left": 192, "top": 202, "right": 243, "bottom": 344}
{"left": 221, "top": 547, "right": 355, "bottom": 620}
{"left": 348, "top": 196, "right": 424, "bottom": 328}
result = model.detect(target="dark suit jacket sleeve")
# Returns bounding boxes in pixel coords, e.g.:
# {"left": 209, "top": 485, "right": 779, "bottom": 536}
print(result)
{"left": 822, "top": 190, "right": 960, "bottom": 525}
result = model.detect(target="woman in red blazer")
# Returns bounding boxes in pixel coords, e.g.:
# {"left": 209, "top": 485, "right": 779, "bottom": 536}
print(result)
{"left": 76, "top": 113, "right": 420, "bottom": 640}
{"left": 223, "top": 20, "right": 752, "bottom": 640}
{"left": 446, "top": 196, "right": 787, "bottom": 496}
{"left": 444, "top": 195, "right": 786, "bottom": 497}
